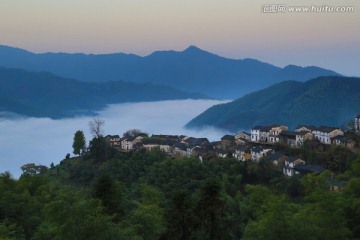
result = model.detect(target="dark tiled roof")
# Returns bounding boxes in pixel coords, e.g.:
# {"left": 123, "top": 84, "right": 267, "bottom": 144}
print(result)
{"left": 294, "top": 164, "right": 324, "bottom": 174}
{"left": 142, "top": 138, "right": 175, "bottom": 146}
{"left": 201, "top": 142, "right": 214, "bottom": 150}
{"left": 296, "top": 131, "right": 312, "bottom": 136}
{"left": 151, "top": 134, "right": 180, "bottom": 140}
{"left": 251, "top": 146, "right": 264, "bottom": 153}
{"left": 260, "top": 126, "right": 272, "bottom": 132}
{"left": 252, "top": 126, "right": 263, "bottom": 130}
{"left": 331, "top": 135, "right": 354, "bottom": 143}
{"left": 106, "top": 135, "right": 120, "bottom": 138}
{"left": 240, "top": 131, "right": 251, "bottom": 136}
{"left": 287, "top": 156, "right": 303, "bottom": 162}
{"left": 122, "top": 136, "right": 136, "bottom": 141}
{"left": 296, "top": 125, "right": 317, "bottom": 131}
{"left": 174, "top": 142, "right": 187, "bottom": 151}
{"left": 235, "top": 145, "right": 248, "bottom": 151}
{"left": 133, "top": 142, "right": 143, "bottom": 148}
{"left": 270, "top": 124, "right": 286, "bottom": 128}
{"left": 356, "top": 114, "right": 360, "bottom": 118}
{"left": 266, "top": 152, "right": 285, "bottom": 160}
{"left": 221, "top": 135, "right": 235, "bottom": 141}
{"left": 210, "top": 141, "right": 221, "bottom": 146}
{"left": 280, "top": 131, "right": 297, "bottom": 137}
{"left": 184, "top": 137, "right": 209, "bottom": 147}
{"left": 217, "top": 149, "right": 233, "bottom": 154}
{"left": 316, "top": 126, "right": 341, "bottom": 133}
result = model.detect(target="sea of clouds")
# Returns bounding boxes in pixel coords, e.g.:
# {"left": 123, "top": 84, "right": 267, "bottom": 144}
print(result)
{"left": 0, "top": 99, "right": 231, "bottom": 178}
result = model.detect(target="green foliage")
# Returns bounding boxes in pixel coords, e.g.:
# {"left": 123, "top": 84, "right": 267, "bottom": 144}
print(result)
{"left": 92, "top": 174, "right": 125, "bottom": 220}
{"left": 34, "top": 189, "right": 123, "bottom": 240}
{"left": 165, "top": 190, "right": 193, "bottom": 240}
{"left": 72, "top": 130, "right": 86, "bottom": 156}
{"left": 20, "top": 163, "right": 48, "bottom": 176}
{"left": 191, "top": 178, "right": 234, "bottom": 240}
{"left": 88, "top": 136, "right": 116, "bottom": 162}
{"left": 2, "top": 151, "right": 360, "bottom": 239}
{"left": 187, "top": 76, "right": 360, "bottom": 131}
{"left": 126, "top": 185, "right": 165, "bottom": 240}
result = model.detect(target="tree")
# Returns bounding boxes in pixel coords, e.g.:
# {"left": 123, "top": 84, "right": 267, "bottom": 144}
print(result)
{"left": 166, "top": 190, "right": 193, "bottom": 240}
{"left": 34, "top": 190, "right": 123, "bottom": 240}
{"left": 72, "top": 130, "right": 86, "bottom": 156}
{"left": 21, "top": 163, "right": 48, "bottom": 176}
{"left": 89, "top": 118, "right": 105, "bottom": 138}
{"left": 192, "top": 178, "right": 233, "bottom": 240}
{"left": 92, "top": 174, "right": 124, "bottom": 221}
{"left": 127, "top": 185, "right": 165, "bottom": 240}
{"left": 88, "top": 136, "right": 115, "bottom": 162}
{"left": 123, "top": 129, "right": 148, "bottom": 138}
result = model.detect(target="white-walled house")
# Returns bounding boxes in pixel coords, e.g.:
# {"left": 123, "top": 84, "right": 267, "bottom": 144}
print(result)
{"left": 251, "top": 126, "right": 271, "bottom": 143}
{"left": 268, "top": 125, "right": 289, "bottom": 143}
{"left": 295, "top": 131, "right": 315, "bottom": 147}
{"left": 121, "top": 135, "right": 143, "bottom": 151}
{"left": 279, "top": 131, "right": 297, "bottom": 147}
{"left": 283, "top": 157, "right": 305, "bottom": 177}
{"left": 173, "top": 142, "right": 188, "bottom": 157}
{"left": 106, "top": 135, "right": 121, "bottom": 149}
{"left": 251, "top": 125, "right": 288, "bottom": 143}
{"left": 313, "top": 126, "right": 344, "bottom": 145}
{"left": 250, "top": 146, "right": 272, "bottom": 162}
{"left": 121, "top": 136, "right": 136, "bottom": 151}
{"left": 355, "top": 114, "right": 360, "bottom": 133}
{"left": 259, "top": 126, "right": 271, "bottom": 142}
{"left": 235, "top": 131, "right": 251, "bottom": 143}
{"left": 269, "top": 135, "right": 281, "bottom": 143}
{"left": 295, "top": 125, "right": 317, "bottom": 133}
{"left": 233, "top": 145, "right": 251, "bottom": 161}
{"left": 269, "top": 125, "right": 289, "bottom": 136}
{"left": 251, "top": 126, "right": 261, "bottom": 142}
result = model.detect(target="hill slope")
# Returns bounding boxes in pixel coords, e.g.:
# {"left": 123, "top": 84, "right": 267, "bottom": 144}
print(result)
{"left": 0, "top": 67, "right": 207, "bottom": 118}
{"left": 185, "top": 76, "right": 360, "bottom": 131}
{"left": 0, "top": 45, "right": 340, "bottom": 99}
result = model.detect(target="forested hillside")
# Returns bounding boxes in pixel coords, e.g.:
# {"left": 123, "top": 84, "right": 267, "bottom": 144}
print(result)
{"left": 1, "top": 135, "right": 360, "bottom": 239}
{"left": 186, "top": 76, "right": 360, "bottom": 131}
{"left": 0, "top": 67, "right": 206, "bottom": 118}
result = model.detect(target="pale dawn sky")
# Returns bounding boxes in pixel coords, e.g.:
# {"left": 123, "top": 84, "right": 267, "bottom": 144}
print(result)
{"left": 0, "top": 0, "right": 359, "bottom": 76}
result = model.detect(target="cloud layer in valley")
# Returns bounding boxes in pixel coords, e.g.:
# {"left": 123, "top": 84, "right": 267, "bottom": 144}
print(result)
{"left": 0, "top": 99, "right": 231, "bottom": 178}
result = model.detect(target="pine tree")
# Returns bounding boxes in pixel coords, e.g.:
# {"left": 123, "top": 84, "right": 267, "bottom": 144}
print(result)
{"left": 72, "top": 130, "right": 86, "bottom": 156}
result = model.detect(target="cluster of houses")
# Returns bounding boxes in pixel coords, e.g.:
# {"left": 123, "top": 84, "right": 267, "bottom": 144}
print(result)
{"left": 105, "top": 115, "right": 360, "bottom": 177}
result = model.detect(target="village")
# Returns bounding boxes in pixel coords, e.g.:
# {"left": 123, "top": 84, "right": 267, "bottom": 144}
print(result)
{"left": 104, "top": 114, "right": 360, "bottom": 178}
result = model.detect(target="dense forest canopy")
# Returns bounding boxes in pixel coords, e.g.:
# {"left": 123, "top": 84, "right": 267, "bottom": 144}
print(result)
{"left": 186, "top": 76, "right": 360, "bottom": 131}
{"left": 1, "top": 134, "right": 360, "bottom": 240}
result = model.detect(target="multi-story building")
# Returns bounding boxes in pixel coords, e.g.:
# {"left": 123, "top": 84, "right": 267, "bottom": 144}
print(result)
{"left": 355, "top": 114, "right": 360, "bottom": 133}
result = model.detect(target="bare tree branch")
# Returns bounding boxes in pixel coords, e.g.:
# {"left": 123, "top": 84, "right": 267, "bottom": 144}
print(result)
{"left": 89, "top": 118, "right": 105, "bottom": 138}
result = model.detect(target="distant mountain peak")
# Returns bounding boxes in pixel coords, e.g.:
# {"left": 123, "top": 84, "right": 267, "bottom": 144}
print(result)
{"left": 0, "top": 45, "right": 33, "bottom": 55}
{"left": 284, "top": 64, "right": 299, "bottom": 69}
{"left": 181, "top": 45, "right": 219, "bottom": 58}
{"left": 183, "top": 45, "right": 204, "bottom": 52}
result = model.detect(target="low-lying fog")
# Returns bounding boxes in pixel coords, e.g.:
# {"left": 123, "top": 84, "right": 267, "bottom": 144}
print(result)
{"left": 0, "top": 99, "right": 231, "bottom": 178}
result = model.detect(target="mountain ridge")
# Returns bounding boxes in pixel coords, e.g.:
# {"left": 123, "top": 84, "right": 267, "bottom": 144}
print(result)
{"left": 0, "top": 67, "right": 208, "bottom": 119}
{"left": 185, "top": 76, "right": 360, "bottom": 132}
{"left": 0, "top": 45, "right": 341, "bottom": 99}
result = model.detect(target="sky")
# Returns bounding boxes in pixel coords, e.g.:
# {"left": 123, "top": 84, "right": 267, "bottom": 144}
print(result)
{"left": 0, "top": 100, "right": 230, "bottom": 178}
{"left": 0, "top": 0, "right": 359, "bottom": 76}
